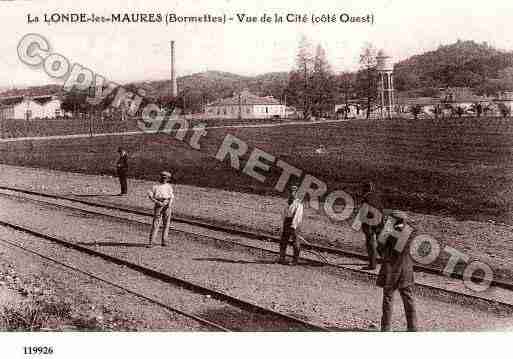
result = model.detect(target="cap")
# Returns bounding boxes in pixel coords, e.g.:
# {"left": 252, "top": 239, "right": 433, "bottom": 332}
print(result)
{"left": 160, "top": 171, "right": 172, "bottom": 178}
{"left": 390, "top": 210, "right": 408, "bottom": 221}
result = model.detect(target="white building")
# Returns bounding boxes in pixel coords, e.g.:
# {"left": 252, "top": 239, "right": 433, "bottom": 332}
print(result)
{"left": 204, "top": 90, "right": 285, "bottom": 119}
{"left": 0, "top": 95, "right": 63, "bottom": 120}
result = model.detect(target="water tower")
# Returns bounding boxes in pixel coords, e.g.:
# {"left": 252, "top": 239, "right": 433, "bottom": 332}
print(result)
{"left": 376, "top": 49, "right": 395, "bottom": 119}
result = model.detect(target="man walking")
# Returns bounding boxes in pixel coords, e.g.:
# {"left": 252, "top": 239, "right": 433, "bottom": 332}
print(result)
{"left": 361, "top": 181, "right": 383, "bottom": 270}
{"left": 148, "top": 171, "right": 175, "bottom": 247}
{"left": 279, "top": 185, "right": 304, "bottom": 265}
{"left": 377, "top": 210, "right": 418, "bottom": 332}
{"left": 116, "top": 147, "right": 129, "bottom": 195}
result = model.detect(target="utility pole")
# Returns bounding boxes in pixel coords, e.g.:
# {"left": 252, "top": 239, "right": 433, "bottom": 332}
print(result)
{"left": 284, "top": 93, "right": 287, "bottom": 119}
{"left": 304, "top": 63, "right": 308, "bottom": 121}
{"left": 238, "top": 78, "right": 242, "bottom": 120}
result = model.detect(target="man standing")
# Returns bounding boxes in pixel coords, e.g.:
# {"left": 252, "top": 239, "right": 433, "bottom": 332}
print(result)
{"left": 361, "top": 181, "right": 383, "bottom": 270}
{"left": 116, "top": 147, "right": 129, "bottom": 195}
{"left": 279, "top": 185, "right": 304, "bottom": 265}
{"left": 377, "top": 210, "right": 418, "bottom": 332}
{"left": 148, "top": 171, "right": 175, "bottom": 247}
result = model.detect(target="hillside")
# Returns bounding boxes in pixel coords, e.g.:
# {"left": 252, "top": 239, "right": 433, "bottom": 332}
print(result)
{"left": 394, "top": 40, "right": 513, "bottom": 94}
{"left": 4, "top": 40, "right": 513, "bottom": 109}
{"left": 132, "top": 70, "right": 289, "bottom": 111}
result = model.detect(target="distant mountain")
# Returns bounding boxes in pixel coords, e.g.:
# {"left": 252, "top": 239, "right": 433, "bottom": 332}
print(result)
{"left": 132, "top": 70, "right": 289, "bottom": 112}
{"left": 5, "top": 40, "right": 513, "bottom": 111}
{"left": 394, "top": 40, "right": 513, "bottom": 94}
{"left": 0, "top": 84, "right": 63, "bottom": 99}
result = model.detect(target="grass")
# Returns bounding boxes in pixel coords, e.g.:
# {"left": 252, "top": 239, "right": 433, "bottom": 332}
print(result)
{"left": 1, "top": 117, "right": 513, "bottom": 223}
{"left": 0, "top": 298, "right": 73, "bottom": 331}
{"left": 0, "top": 296, "right": 111, "bottom": 331}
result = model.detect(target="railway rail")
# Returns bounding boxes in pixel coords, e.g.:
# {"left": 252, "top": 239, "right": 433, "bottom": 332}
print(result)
{"left": 0, "top": 234, "right": 229, "bottom": 332}
{"left": 0, "top": 208, "right": 330, "bottom": 331}
{"left": 0, "top": 185, "right": 511, "bottom": 312}
{"left": 1, "top": 184, "right": 511, "bottom": 291}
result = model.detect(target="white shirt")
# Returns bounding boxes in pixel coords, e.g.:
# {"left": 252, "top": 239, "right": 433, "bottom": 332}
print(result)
{"left": 149, "top": 183, "right": 174, "bottom": 201}
{"left": 282, "top": 198, "right": 304, "bottom": 229}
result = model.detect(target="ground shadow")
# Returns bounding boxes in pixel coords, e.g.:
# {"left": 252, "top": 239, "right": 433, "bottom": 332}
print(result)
{"left": 71, "top": 193, "right": 120, "bottom": 197}
{"left": 193, "top": 257, "right": 324, "bottom": 267}
{"left": 75, "top": 241, "right": 148, "bottom": 247}
{"left": 197, "top": 306, "right": 372, "bottom": 331}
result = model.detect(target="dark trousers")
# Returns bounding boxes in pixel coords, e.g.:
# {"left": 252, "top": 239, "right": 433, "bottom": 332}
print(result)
{"left": 117, "top": 169, "right": 127, "bottom": 194}
{"left": 279, "top": 218, "right": 300, "bottom": 263}
{"left": 362, "top": 223, "right": 377, "bottom": 268}
{"left": 381, "top": 286, "right": 418, "bottom": 331}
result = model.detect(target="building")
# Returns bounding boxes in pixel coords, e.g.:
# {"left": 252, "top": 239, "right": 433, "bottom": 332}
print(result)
{"left": 204, "top": 90, "right": 285, "bottom": 119}
{"left": 0, "top": 95, "right": 63, "bottom": 120}
{"left": 376, "top": 49, "right": 395, "bottom": 119}
{"left": 396, "top": 87, "right": 494, "bottom": 118}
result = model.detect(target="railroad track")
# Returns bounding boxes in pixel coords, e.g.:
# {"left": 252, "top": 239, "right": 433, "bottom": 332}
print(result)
{"left": 1, "top": 184, "right": 512, "bottom": 292}
{"left": 0, "top": 209, "right": 330, "bottom": 331}
{"left": 0, "top": 235, "right": 229, "bottom": 332}
{"left": 0, "top": 185, "right": 512, "bottom": 312}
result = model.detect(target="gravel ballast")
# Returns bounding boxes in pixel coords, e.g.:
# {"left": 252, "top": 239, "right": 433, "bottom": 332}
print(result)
{"left": 1, "top": 194, "right": 512, "bottom": 331}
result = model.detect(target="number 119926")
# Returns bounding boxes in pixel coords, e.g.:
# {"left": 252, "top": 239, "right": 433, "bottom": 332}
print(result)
{"left": 23, "top": 346, "right": 54, "bottom": 355}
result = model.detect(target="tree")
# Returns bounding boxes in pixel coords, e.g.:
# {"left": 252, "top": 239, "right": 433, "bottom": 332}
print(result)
{"left": 409, "top": 104, "right": 423, "bottom": 120}
{"left": 311, "top": 44, "right": 336, "bottom": 118}
{"left": 358, "top": 42, "right": 378, "bottom": 119}
{"left": 294, "top": 35, "right": 314, "bottom": 120}
{"left": 469, "top": 102, "right": 492, "bottom": 117}
{"left": 430, "top": 104, "right": 443, "bottom": 119}
{"left": 61, "top": 90, "right": 92, "bottom": 117}
{"left": 498, "top": 102, "right": 511, "bottom": 118}
{"left": 452, "top": 105, "right": 466, "bottom": 118}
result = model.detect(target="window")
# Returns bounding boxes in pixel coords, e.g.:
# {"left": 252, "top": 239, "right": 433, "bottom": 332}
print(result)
{"left": 25, "top": 110, "right": 32, "bottom": 120}
{"left": 55, "top": 109, "right": 61, "bottom": 116}
{"left": 265, "top": 107, "right": 268, "bottom": 113}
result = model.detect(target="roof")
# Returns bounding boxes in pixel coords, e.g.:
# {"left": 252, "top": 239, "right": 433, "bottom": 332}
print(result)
{"left": 207, "top": 90, "right": 282, "bottom": 106}
{"left": 0, "top": 95, "right": 60, "bottom": 108}
{"left": 32, "top": 96, "right": 55, "bottom": 105}
{"left": 396, "top": 97, "right": 441, "bottom": 106}
{"left": 0, "top": 96, "right": 24, "bottom": 107}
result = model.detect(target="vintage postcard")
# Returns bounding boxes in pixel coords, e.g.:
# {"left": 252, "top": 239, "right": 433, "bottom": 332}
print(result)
{"left": 0, "top": 0, "right": 512, "bottom": 357}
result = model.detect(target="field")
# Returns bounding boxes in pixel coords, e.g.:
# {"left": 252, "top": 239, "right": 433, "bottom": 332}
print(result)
{"left": 1, "top": 117, "right": 513, "bottom": 224}
{"left": 0, "top": 116, "right": 292, "bottom": 139}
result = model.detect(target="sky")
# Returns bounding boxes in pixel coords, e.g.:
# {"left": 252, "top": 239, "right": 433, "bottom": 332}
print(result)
{"left": 2, "top": 0, "right": 513, "bottom": 88}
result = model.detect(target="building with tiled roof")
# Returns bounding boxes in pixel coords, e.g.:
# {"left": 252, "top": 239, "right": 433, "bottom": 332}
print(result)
{"left": 0, "top": 95, "right": 63, "bottom": 120}
{"left": 204, "top": 89, "right": 285, "bottom": 119}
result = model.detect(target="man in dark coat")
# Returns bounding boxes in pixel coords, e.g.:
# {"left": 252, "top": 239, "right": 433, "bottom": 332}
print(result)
{"left": 361, "top": 181, "right": 383, "bottom": 270}
{"left": 116, "top": 147, "right": 128, "bottom": 195}
{"left": 377, "top": 210, "right": 417, "bottom": 331}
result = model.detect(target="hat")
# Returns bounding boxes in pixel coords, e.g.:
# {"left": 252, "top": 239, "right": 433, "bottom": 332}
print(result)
{"left": 290, "top": 185, "right": 299, "bottom": 191}
{"left": 160, "top": 171, "right": 172, "bottom": 178}
{"left": 389, "top": 210, "right": 408, "bottom": 221}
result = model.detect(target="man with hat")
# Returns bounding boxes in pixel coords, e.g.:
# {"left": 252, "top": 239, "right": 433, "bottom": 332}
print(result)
{"left": 377, "top": 210, "right": 418, "bottom": 331}
{"left": 116, "top": 147, "right": 129, "bottom": 195}
{"left": 147, "top": 171, "right": 175, "bottom": 247}
{"left": 279, "top": 185, "right": 304, "bottom": 265}
{"left": 361, "top": 181, "right": 383, "bottom": 270}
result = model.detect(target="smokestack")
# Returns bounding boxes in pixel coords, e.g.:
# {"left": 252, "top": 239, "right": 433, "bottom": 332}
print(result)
{"left": 170, "top": 41, "right": 178, "bottom": 98}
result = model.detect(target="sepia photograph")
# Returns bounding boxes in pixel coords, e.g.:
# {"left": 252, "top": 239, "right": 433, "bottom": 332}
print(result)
{"left": 1, "top": 0, "right": 513, "bottom": 357}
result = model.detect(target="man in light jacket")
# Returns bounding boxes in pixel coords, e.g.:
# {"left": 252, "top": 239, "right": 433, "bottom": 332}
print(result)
{"left": 148, "top": 171, "right": 175, "bottom": 247}
{"left": 279, "top": 185, "right": 304, "bottom": 265}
